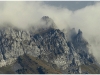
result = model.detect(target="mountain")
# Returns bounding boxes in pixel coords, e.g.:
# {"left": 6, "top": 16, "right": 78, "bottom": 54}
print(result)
{"left": 0, "top": 16, "right": 99, "bottom": 74}
{"left": 29, "top": 16, "right": 57, "bottom": 35}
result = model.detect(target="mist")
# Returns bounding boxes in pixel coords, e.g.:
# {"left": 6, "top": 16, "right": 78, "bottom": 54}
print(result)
{"left": 0, "top": 1, "right": 100, "bottom": 63}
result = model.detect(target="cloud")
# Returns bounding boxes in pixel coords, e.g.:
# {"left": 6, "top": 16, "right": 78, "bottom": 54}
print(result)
{"left": 0, "top": 1, "right": 100, "bottom": 63}
{"left": 0, "top": 1, "right": 73, "bottom": 29}
{"left": 69, "top": 2, "right": 100, "bottom": 63}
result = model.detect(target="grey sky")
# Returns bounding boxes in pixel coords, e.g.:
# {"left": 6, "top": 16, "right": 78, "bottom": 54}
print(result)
{"left": 44, "top": 1, "right": 96, "bottom": 11}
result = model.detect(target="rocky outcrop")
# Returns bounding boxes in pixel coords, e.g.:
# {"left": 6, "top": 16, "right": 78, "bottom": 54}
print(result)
{"left": 0, "top": 25, "right": 40, "bottom": 67}
{"left": 65, "top": 29, "right": 95, "bottom": 73}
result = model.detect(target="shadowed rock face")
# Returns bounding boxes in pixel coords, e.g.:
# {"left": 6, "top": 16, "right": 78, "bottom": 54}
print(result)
{"left": 68, "top": 29, "right": 95, "bottom": 65}
{"left": 0, "top": 16, "right": 98, "bottom": 74}
{"left": 41, "top": 16, "right": 56, "bottom": 28}
{"left": 41, "top": 16, "right": 50, "bottom": 24}
{"left": 29, "top": 16, "right": 57, "bottom": 35}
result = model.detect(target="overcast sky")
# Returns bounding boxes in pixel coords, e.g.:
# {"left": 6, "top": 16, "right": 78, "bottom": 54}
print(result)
{"left": 44, "top": 1, "right": 96, "bottom": 11}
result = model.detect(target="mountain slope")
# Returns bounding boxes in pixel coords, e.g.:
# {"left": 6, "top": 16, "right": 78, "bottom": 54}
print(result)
{"left": 0, "top": 54, "right": 100, "bottom": 74}
{"left": 0, "top": 54, "right": 61, "bottom": 74}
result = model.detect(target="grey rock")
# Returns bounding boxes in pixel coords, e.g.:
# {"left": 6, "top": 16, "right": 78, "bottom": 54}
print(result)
{"left": 0, "top": 17, "right": 97, "bottom": 74}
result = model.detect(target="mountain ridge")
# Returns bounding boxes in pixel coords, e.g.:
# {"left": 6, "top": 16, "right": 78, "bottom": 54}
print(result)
{"left": 0, "top": 16, "right": 99, "bottom": 74}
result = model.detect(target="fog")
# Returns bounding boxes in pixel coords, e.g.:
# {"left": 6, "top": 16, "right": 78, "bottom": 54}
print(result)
{"left": 0, "top": 1, "right": 100, "bottom": 63}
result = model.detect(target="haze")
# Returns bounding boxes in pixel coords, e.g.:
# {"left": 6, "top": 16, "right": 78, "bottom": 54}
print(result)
{"left": 0, "top": 1, "right": 100, "bottom": 63}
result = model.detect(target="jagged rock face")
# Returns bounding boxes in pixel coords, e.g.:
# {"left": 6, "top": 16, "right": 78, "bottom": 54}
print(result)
{"left": 30, "top": 27, "right": 95, "bottom": 73}
{"left": 0, "top": 26, "right": 40, "bottom": 67}
{"left": 41, "top": 16, "right": 57, "bottom": 29}
{"left": 71, "top": 29, "right": 95, "bottom": 64}
{"left": 31, "top": 28, "right": 69, "bottom": 70}
{"left": 0, "top": 17, "right": 97, "bottom": 73}
{"left": 32, "top": 28, "right": 68, "bottom": 56}
{"left": 59, "top": 29, "right": 95, "bottom": 73}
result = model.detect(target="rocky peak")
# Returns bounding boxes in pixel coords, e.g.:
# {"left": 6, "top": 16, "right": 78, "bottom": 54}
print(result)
{"left": 73, "top": 29, "right": 86, "bottom": 44}
{"left": 41, "top": 16, "right": 57, "bottom": 29}
{"left": 71, "top": 29, "right": 88, "bottom": 49}
{"left": 41, "top": 16, "right": 50, "bottom": 21}
{"left": 29, "top": 16, "right": 57, "bottom": 35}
{"left": 77, "top": 29, "right": 82, "bottom": 38}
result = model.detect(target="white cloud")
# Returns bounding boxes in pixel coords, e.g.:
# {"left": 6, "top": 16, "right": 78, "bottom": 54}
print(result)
{"left": 0, "top": 1, "right": 73, "bottom": 29}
